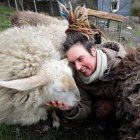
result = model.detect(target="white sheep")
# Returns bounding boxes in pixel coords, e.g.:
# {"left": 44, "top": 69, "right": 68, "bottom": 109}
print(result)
{"left": 10, "top": 10, "right": 68, "bottom": 27}
{"left": 38, "top": 24, "right": 67, "bottom": 59}
{"left": 0, "top": 25, "right": 80, "bottom": 127}
{"left": 10, "top": 11, "right": 68, "bottom": 59}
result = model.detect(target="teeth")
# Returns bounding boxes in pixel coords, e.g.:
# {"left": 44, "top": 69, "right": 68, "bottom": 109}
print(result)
{"left": 82, "top": 69, "right": 86, "bottom": 72}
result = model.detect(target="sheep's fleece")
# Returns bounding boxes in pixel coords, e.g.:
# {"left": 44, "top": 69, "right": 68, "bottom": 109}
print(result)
{"left": 10, "top": 11, "right": 68, "bottom": 59}
{"left": 0, "top": 25, "right": 80, "bottom": 126}
{"left": 10, "top": 11, "right": 68, "bottom": 27}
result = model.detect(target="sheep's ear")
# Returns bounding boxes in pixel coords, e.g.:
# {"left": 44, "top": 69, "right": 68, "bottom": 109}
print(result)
{"left": 0, "top": 75, "right": 47, "bottom": 91}
{"left": 60, "top": 58, "right": 68, "bottom": 65}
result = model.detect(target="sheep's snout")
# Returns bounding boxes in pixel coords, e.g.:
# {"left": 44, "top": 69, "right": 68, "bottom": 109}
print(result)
{"left": 43, "top": 78, "right": 80, "bottom": 108}
{"left": 62, "top": 76, "right": 80, "bottom": 104}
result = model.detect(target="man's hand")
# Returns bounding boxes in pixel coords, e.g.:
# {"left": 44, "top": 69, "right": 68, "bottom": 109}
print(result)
{"left": 47, "top": 101, "right": 70, "bottom": 110}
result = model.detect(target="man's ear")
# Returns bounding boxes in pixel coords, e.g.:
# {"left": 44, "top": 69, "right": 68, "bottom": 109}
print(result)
{"left": 91, "top": 47, "right": 96, "bottom": 57}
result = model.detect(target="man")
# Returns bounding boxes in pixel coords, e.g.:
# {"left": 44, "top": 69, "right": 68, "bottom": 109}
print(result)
{"left": 48, "top": 4, "right": 140, "bottom": 139}
{"left": 47, "top": 3, "right": 126, "bottom": 122}
{"left": 48, "top": 32, "right": 126, "bottom": 122}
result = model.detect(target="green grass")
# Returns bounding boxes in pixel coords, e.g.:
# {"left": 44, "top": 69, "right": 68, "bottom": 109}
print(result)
{"left": 0, "top": 118, "right": 118, "bottom": 140}
{"left": 0, "top": 5, "right": 15, "bottom": 31}
{"left": 131, "top": 27, "right": 140, "bottom": 38}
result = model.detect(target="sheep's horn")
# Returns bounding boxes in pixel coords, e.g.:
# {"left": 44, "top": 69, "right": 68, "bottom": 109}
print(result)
{"left": 0, "top": 75, "right": 47, "bottom": 91}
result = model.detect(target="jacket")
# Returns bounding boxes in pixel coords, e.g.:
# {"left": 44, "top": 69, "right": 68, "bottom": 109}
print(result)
{"left": 63, "top": 41, "right": 127, "bottom": 120}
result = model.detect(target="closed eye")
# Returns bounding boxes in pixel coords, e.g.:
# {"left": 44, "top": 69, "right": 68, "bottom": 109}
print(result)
{"left": 78, "top": 56, "right": 84, "bottom": 62}
{"left": 69, "top": 56, "right": 84, "bottom": 66}
{"left": 53, "top": 87, "right": 64, "bottom": 92}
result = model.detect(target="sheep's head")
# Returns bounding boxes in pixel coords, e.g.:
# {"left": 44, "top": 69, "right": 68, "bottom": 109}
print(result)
{"left": 0, "top": 59, "right": 80, "bottom": 108}
{"left": 40, "top": 59, "right": 80, "bottom": 108}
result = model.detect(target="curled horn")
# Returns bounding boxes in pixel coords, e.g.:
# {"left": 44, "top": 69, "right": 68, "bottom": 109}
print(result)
{"left": 0, "top": 74, "right": 48, "bottom": 91}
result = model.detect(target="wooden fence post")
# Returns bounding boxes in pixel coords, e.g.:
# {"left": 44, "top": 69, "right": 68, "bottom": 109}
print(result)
{"left": 33, "top": 0, "right": 37, "bottom": 12}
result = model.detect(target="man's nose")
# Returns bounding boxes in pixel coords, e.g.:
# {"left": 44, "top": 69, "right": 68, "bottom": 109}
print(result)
{"left": 75, "top": 62, "right": 81, "bottom": 70}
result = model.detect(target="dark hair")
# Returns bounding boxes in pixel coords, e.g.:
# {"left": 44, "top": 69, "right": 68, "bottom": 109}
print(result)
{"left": 63, "top": 32, "right": 95, "bottom": 54}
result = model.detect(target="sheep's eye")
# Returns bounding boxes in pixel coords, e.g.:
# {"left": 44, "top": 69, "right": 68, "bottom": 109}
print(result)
{"left": 53, "top": 87, "right": 64, "bottom": 92}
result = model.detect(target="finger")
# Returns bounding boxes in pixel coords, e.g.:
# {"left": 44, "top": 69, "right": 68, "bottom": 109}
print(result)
{"left": 59, "top": 102, "right": 69, "bottom": 110}
{"left": 51, "top": 101, "right": 58, "bottom": 107}
{"left": 47, "top": 101, "right": 57, "bottom": 107}
{"left": 57, "top": 101, "right": 63, "bottom": 108}
{"left": 63, "top": 104, "right": 69, "bottom": 110}
{"left": 47, "top": 103, "right": 54, "bottom": 106}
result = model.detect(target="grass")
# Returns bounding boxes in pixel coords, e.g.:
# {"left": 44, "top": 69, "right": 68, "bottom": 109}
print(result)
{"left": 103, "top": 21, "right": 140, "bottom": 47}
{"left": 0, "top": 5, "right": 15, "bottom": 31}
{"left": 0, "top": 117, "right": 118, "bottom": 140}
{"left": 130, "top": 27, "right": 140, "bottom": 38}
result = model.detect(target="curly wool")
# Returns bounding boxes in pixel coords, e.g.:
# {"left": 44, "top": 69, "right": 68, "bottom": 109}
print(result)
{"left": 10, "top": 11, "right": 68, "bottom": 59}
{"left": 10, "top": 11, "right": 68, "bottom": 27}
{"left": 107, "top": 48, "right": 140, "bottom": 139}
{"left": 0, "top": 25, "right": 60, "bottom": 79}
{"left": 0, "top": 25, "right": 80, "bottom": 126}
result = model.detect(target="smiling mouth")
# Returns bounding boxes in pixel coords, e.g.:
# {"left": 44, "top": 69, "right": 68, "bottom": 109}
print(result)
{"left": 81, "top": 68, "right": 87, "bottom": 73}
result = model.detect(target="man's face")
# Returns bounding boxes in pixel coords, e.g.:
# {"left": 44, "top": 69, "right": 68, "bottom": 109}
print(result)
{"left": 66, "top": 42, "right": 97, "bottom": 77}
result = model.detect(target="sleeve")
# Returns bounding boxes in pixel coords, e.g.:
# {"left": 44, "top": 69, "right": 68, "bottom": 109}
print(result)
{"left": 63, "top": 87, "right": 92, "bottom": 120}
